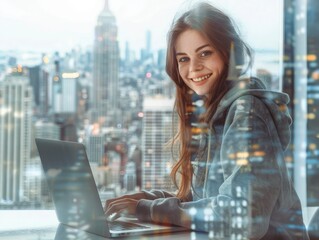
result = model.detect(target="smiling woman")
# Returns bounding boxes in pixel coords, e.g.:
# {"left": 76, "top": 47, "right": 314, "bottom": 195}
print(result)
{"left": 103, "top": 2, "right": 309, "bottom": 239}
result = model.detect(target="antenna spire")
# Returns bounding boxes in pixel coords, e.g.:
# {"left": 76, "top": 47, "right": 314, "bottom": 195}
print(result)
{"left": 104, "top": 0, "right": 109, "bottom": 11}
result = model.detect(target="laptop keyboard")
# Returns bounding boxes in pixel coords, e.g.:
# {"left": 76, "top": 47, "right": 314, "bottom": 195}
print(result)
{"left": 108, "top": 220, "right": 150, "bottom": 231}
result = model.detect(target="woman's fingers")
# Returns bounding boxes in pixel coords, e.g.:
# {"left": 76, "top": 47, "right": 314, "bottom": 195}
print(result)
{"left": 104, "top": 192, "right": 145, "bottom": 212}
{"left": 104, "top": 195, "right": 126, "bottom": 211}
{"left": 105, "top": 198, "right": 138, "bottom": 220}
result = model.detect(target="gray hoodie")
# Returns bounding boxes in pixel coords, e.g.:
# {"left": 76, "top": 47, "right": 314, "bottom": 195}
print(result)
{"left": 136, "top": 78, "right": 309, "bottom": 240}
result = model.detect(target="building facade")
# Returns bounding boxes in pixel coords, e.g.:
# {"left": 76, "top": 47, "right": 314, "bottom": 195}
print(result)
{"left": 0, "top": 74, "right": 33, "bottom": 203}
{"left": 93, "top": 0, "right": 119, "bottom": 126}
{"left": 306, "top": 0, "right": 319, "bottom": 206}
{"left": 142, "top": 97, "right": 175, "bottom": 190}
{"left": 283, "top": 0, "right": 319, "bottom": 206}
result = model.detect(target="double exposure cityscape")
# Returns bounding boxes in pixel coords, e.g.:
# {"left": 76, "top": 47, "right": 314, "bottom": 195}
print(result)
{"left": 0, "top": 0, "right": 319, "bottom": 238}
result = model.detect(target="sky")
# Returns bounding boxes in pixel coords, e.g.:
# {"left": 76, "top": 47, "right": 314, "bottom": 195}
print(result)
{"left": 0, "top": 0, "right": 282, "bottom": 55}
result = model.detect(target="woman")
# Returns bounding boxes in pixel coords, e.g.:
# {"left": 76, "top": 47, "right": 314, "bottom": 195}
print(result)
{"left": 105, "top": 2, "right": 309, "bottom": 239}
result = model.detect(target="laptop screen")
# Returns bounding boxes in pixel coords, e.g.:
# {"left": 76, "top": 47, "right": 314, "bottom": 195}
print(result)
{"left": 35, "top": 138, "right": 110, "bottom": 237}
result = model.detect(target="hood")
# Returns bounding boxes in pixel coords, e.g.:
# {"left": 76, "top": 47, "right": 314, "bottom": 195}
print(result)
{"left": 212, "top": 77, "right": 292, "bottom": 151}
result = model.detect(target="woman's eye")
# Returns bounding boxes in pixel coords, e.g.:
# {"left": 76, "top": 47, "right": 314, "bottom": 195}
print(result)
{"left": 178, "top": 57, "right": 189, "bottom": 63}
{"left": 200, "top": 50, "right": 213, "bottom": 57}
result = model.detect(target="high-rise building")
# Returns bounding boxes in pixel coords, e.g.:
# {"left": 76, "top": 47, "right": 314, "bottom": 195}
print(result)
{"left": 140, "top": 30, "right": 153, "bottom": 63}
{"left": 283, "top": 0, "right": 307, "bottom": 207}
{"left": 27, "top": 56, "right": 51, "bottom": 116}
{"left": 93, "top": 0, "right": 119, "bottom": 126}
{"left": 157, "top": 49, "right": 166, "bottom": 70}
{"left": 34, "top": 120, "right": 60, "bottom": 140}
{"left": 87, "top": 134, "right": 105, "bottom": 165}
{"left": 28, "top": 65, "right": 41, "bottom": 106}
{"left": 51, "top": 56, "right": 79, "bottom": 141}
{"left": 141, "top": 96, "right": 175, "bottom": 190}
{"left": 283, "top": 0, "right": 319, "bottom": 207}
{"left": 51, "top": 53, "right": 79, "bottom": 115}
{"left": 306, "top": 0, "right": 319, "bottom": 206}
{"left": 123, "top": 161, "right": 136, "bottom": 192}
{"left": 146, "top": 30, "right": 151, "bottom": 55}
{"left": 52, "top": 53, "right": 62, "bottom": 114}
{"left": 60, "top": 72, "right": 79, "bottom": 114}
{"left": 39, "top": 67, "right": 50, "bottom": 117}
{"left": 125, "top": 41, "right": 131, "bottom": 66}
{"left": 0, "top": 74, "right": 33, "bottom": 203}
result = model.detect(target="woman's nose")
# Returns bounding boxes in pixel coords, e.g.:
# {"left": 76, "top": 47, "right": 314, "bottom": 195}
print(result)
{"left": 189, "top": 59, "right": 203, "bottom": 72}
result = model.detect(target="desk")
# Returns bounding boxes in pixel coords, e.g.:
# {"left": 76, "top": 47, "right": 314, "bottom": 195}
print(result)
{"left": 0, "top": 210, "right": 212, "bottom": 240}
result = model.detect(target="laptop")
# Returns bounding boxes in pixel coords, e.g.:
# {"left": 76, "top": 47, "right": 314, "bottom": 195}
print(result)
{"left": 35, "top": 138, "right": 186, "bottom": 238}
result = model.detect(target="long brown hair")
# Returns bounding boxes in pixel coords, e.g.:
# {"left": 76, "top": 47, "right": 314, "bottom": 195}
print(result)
{"left": 166, "top": 2, "right": 253, "bottom": 200}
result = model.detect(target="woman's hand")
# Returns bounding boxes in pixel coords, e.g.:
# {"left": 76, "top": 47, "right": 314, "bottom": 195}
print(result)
{"left": 105, "top": 198, "right": 139, "bottom": 221}
{"left": 104, "top": 192, "right": 146, "bottom": 221}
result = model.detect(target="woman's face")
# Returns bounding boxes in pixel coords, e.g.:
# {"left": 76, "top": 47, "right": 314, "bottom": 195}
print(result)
{"left": 175, "top": 29, "right": 225, "bottom": 96}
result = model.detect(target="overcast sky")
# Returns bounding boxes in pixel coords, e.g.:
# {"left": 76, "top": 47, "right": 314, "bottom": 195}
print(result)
{"left": 0, "top": 0, "right": 282, "bottom": 55}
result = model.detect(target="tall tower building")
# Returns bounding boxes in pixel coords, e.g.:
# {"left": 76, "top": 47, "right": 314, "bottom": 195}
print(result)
{"left": 283, "top": 0, "right": 307, "bottom": 208}
{"left": 141, "top": 30, "right": 153, "bottom": 62}
{"left": 52, "top": 53, "right": 63, "bottom": 114}
{"left": 28, "top": 55, "right": 50, "bottom": 117}
{"left": 141, "top": 97, "right": 175, "bottom": 190}
{"left": 0, "top": 74, "right": 33, "bottom": 203}
{"left": 146, "top": 30, "right": 151, "bottom": 57}
{"left": 93, "top": 0, "right": 119, "bottom": 126}
{"left": 60, "top": 72, "right": 79, "bottom": 114}
{"left": 87, "top": 134, "right": 105, "bottom": 165}
{"left": 28, "top": 65, "right": 41, "bottom": 107}
{"left": 283, "top": 0, "right": 319, "bottom": 207}
{"left": 305, "top": 0, "right": 319, "bottom": 206}
{"left": 123, "top": 161, "right": 136, "bottom": 192}
{"left": 125, "top": 41, "right": 131, "bottom": 67}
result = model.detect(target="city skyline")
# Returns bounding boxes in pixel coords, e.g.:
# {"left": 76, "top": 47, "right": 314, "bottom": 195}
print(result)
{"left": 0, "top": 0, "right": 282, "bottom": 55}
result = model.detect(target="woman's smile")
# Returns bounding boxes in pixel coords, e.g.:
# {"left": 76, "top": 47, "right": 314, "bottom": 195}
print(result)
{"left": 191, "top": 73, "right": 212, "bottom": 82}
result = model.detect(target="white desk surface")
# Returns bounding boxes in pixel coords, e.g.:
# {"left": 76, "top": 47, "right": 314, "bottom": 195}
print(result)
{"left": 0, "top": 210, "right": 212, "bottom": 240}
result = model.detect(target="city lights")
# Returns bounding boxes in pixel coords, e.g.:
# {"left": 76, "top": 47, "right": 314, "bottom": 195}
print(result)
{"left": 62, "top": 72, "right": 80, "bottom": 79}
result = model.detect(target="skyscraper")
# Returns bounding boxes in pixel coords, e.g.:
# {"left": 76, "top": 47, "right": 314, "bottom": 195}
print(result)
{"left": 123, "top": 161, "right": 136, "bottom": 192}
{"left": 87, "top": 134, "right": 105, "bottom": 165}
{"left": 146, "top": 30, "right": 151, "bottom": 55}
{"left": 0, "top": 73, "right": 33, "bottom": 203}
{"left": 60, "top": 72, "right": 79, "bottom": 114}
{"left": 306, "top": 0, "right": 319, "bottom": 206}
{"left": 283, "top": 0, "right": 308, "bottom": 208}
{"left": 27, "top": 55, "right": 50, "bottom": 116}
{"left": 52, "top": 53, "right": 62, "bottom": 114}
{"left": 141, "top": 96, "right": 175, "bottom": 190}
{"left": 141, "top": 30, "right": 153, "bottom": 62}
{"left": 93, "top": 0, "right": 119, "bottom": 126}
{"left": 283, "top": 0, "right": 319, "bottom": 207}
